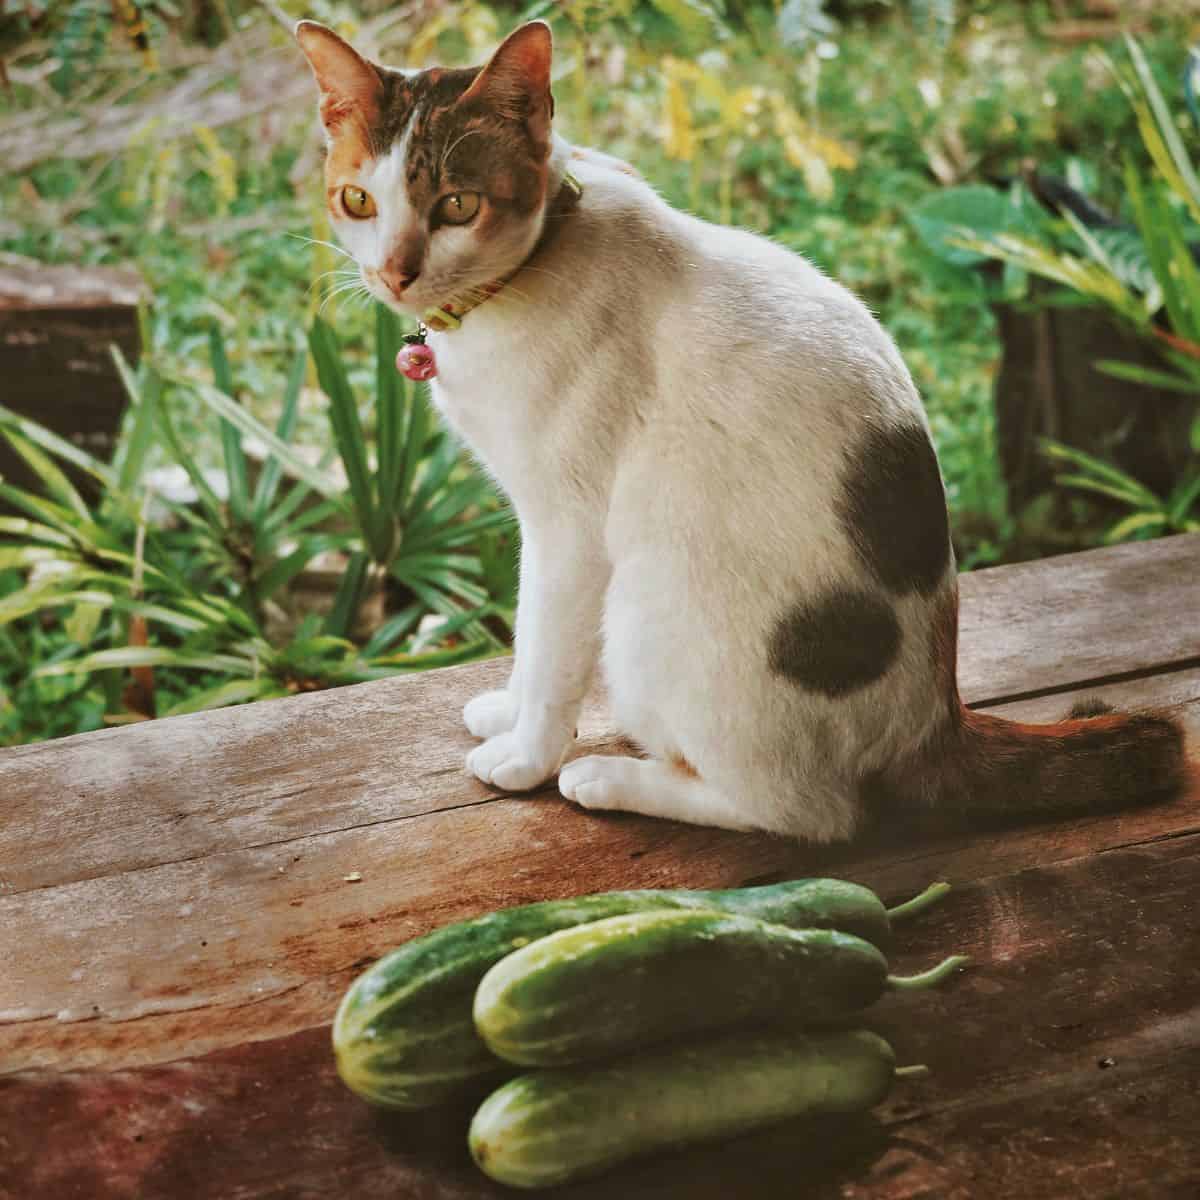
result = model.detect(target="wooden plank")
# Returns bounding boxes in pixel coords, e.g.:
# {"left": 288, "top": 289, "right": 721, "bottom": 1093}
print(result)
{"left": 957, "top": 532, "right": 1200, "bottom": 704}
{"left": 2, "top": 671, "right": 1196, "bottom": 1076}
{"left": 3, "top": 834, "right": 1196, "bottom": 1200}
{"left": 3, "top": 535, "right": 1198, "bottom": 898}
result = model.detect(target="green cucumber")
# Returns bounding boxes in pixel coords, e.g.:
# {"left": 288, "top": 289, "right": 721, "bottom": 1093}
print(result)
{"left": 333, "top": 878, "right": 896, "bottom": 1109}
{"left": 475, "top": 909, "right": 896, "bottom": 1067}
{"left": 469, "top": 1028, "right": 900, "bottom": 1189}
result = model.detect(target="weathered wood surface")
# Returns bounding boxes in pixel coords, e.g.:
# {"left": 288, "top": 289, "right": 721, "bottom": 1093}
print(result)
{"left": 1, "top": 535, "right": 1198, "bottom": 1199}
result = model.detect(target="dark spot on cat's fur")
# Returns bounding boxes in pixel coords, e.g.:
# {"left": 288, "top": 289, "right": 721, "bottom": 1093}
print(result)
{"left": 365, "top": 64, "right": 549, "bottom": 223}
{"left": 768, "top": 588, "right": 901, "bottom": 697}
{"left": 837, "top": 422, "right": 950, "bottom": 596}
{"left": 370, "top": 66, "right": 479, "bottom": 158}
{"left": 1068, "top": 696, "right": 1115, "bottom": 719}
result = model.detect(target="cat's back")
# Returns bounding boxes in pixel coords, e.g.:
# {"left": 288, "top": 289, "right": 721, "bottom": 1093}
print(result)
{"left": 564, "top": 154, "right": 915, "bottom": 420}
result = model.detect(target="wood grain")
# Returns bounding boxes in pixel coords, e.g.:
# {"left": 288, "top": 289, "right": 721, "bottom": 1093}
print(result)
{"left": 1, "top": 676, "right": 1195, "bottom": 1076}
{"left": 956, "top": 533, "right": 1200, "bottom": 704}
{"left": 3, "top": 835, "right": 1196, "bottom": 1200}
{"left": 2, "top": 535, "right": 1198, "bottom": 898}
{"left": 2, "top": 536, "right": 1198, "bottom": 1198}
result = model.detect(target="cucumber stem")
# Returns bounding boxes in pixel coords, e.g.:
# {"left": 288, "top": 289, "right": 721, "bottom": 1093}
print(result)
{"left": 887, "top": 954, "right": 971, "bottom": 991}
{"left": 894, "top": 1064, "right": 930, "bottom": 1079}
{"left": 886, "top": 881, "right": 952, "bottom": 923}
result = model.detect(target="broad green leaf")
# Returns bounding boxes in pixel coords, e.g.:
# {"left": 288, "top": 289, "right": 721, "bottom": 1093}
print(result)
{"left": 396, "top": 382, "right": 434, "bottom": 514}
{"left": 154, "top": 382, "right": 227, "bottom": 524}
{"left": 371, "top": 640, "right": 501, "bottom": 670}
{"left": 1041, "top": 440, "right": 1161, "bottom": 505}
{"left": 909, "top": 185, "right": 1032, "bottom": 267}
{"left": 36, "top": 647, "right": 253, "bottom": 677}
{"left": 375, "top": 303, "right": 405, "bottom": 517}
{"left": 163, "top": 677, "right": 281, "bottom": 717}
{"left": 0, "top": 482, "right": 100, "bottom": 548}
{"left": 1105, "top": 511, "right": 1166, "bottom": 543}
{"left": 1, "top": 428, "right": 90, "bottom": 522}
{"left": 0, "top": 545, "right": 65, "bottom": 569}
{"left": 309, "top": 318, "right": 383, "bottom": 558}
{"left": 1123, "top": 36, "right": 1200, "bottom": 222}
{"left": 65, "top": 600, "right": 104, "bottom": 647}
{"left": 645, "top": 0, "right": 725, "bottom": 43}
{"left": 209, "top": 324, "right": 250, "bottom": 522}
{"left": 361, "top": 605, "right": 423, "bottom": 658}
{"left": 0, "top": 400, "right": 114, "bottom": 489}
{"left": 1094, "top": 360, "right": 1200, "bottom": 394}
{"left": 113, "top": 354, "right": 160, "bottom": 497}
{"left": 255, "top": 535, "right": 342, "bottom": 601}
{"left": 323, "top": 550, "right": 370, "bottom": 638}
{"left": 1168, "top": 472, "right": 1200, "bottom": 525}
{"left": 253, "top": 348, "right": 308, "bottom": 523}
{"left": 0, "top": 517, "right": 74, "bottom": 548}
{"left": 167, "top": 372, "right": 346, "bottom": 502}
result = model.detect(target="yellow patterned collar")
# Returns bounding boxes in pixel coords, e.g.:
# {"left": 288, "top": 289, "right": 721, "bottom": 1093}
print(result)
{"left": 420, "top": 171, "right": 582, "bottom": 334}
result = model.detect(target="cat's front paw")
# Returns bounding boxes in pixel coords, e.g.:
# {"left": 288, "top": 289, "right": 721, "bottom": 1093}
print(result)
{"left": 463, "top": 689, "right": 518, "bottom": 739}
{"left": 467, "top": 730, "right": 565, "bottom": 793}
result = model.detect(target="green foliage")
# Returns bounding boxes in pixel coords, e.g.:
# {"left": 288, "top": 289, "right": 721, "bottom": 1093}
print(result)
{"left": 304, "top": 308, "right": 514, "bottom": 644}
{"left": 2, "top": 3, "right": 1196, "bottom": 739}
{"left": 0, "top": 312, "right": 512, "bottom": 732}
{"left": 919, "top": 36, "right": 1200, "bottom": 543}
{"left": 1040, "top": 442, "right": 1200, "bottom": 544}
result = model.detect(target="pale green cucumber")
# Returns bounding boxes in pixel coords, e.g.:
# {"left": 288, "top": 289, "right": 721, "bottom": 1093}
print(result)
{"left": 475, "top": 909, "right": 893, "bottom": 1067}
{"left": 469, "top": 1028, "right": 900, "bottom": 1189}
{"left": 333, "top": 877, "right": 902, "bottom": 1109}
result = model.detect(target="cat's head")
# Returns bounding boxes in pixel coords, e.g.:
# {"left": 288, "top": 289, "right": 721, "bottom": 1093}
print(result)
{"left": 296, "top": 20, "right": 556, "bottom": 317}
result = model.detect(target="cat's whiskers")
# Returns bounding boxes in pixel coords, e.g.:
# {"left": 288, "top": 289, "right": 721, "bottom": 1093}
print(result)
{"left": 317, "top": 277, "right": 373, "bottom": 316}
{"left": 289, "top": 233, "right": 355, "bottom": 262}
{"left": 307, "top": 268, "right": 362, "bottom": 298}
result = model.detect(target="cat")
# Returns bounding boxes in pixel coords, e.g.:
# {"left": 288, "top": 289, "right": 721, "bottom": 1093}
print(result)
{"left": 296, "top": 19, "right": 1187, "bottom": 841}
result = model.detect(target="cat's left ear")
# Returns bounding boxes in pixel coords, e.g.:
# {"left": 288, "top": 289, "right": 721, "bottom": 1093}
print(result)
{"left": 295, "top": 20, "right": 383, "bottom": 137}
{"left": 458, "top": 21, "right": 554, "bottom": 147}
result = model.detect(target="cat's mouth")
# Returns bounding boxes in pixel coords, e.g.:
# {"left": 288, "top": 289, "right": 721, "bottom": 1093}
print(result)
{"left": 362, "top": 268, "right": 423, "bottom": 315}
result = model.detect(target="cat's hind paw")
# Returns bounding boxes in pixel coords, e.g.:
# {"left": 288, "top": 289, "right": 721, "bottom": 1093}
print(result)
{"left": 558, "top": 755, "right": 639, "bottom": 813}
{"left": 463, "top": 689, "right": 518, "bottom": 738}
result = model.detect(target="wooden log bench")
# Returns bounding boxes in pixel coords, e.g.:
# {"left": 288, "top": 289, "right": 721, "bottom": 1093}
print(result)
{"left": 2, "top": 534, "right": 1198, "bottom": 1198}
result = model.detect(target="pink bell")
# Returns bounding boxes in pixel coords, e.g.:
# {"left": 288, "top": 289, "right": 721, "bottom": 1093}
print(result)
{"left": 397, "top": 341, "right": 437, "bottom": 381}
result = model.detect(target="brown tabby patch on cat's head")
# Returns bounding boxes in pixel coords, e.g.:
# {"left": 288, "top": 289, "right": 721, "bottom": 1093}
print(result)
{"left": 296, "top": 21, "right": 556, "bottom": 313}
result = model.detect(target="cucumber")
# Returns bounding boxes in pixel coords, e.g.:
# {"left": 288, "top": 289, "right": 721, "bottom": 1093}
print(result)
{"left": 474, "top": 910, "right": 890, "bottom": 1067}
{"left": 469, "top": 1028, "right": 898, "bottom": 1189}
{"left": 333, "top": 878, "right": 891, "bottom": 1109}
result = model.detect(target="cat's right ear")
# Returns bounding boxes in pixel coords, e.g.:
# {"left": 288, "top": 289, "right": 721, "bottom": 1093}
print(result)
{"left": 295, "top": 21, "right": 382, "bottom": 137}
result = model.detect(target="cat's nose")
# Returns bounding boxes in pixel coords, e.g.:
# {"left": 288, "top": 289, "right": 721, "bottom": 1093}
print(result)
{"left": 379, "top": 265, "right": 419, "bottom": 297}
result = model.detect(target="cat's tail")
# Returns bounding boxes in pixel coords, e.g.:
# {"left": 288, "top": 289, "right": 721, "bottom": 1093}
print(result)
{"left": 870, "top": 697, "right": 1190, "bottom": 828}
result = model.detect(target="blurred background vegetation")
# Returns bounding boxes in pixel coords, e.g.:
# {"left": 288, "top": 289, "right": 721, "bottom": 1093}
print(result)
{"left": 0, "top": 0, "right": 1198, "bottom": 743}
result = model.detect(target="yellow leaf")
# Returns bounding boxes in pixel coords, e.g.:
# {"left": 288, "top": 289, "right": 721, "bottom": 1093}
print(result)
{"left": 193, "top": 124, "right": 238, "bottom": 212}
{"left": 663, "top": 77, "right": 696, "bottom": 161}
{"left": 723, "top": 86, "right": 760, "bottom": 125}
{"left": 783, "top": 134, "right": 834, "bottom": 201}
{"left": 408, "top": 13, "right": 452, "bottom": 66}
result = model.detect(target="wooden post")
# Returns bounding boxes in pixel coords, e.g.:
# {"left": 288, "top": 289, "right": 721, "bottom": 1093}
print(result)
{"left": 990, "top": 275, "right": 1196, "bottom": 521}
{"left": 0, "top": 257, "right": 144, "bottom": 493}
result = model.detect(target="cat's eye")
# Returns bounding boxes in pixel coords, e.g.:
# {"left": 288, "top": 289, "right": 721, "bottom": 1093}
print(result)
{"left": 434, "top": 192, "right": 482, "bottom": 226}
{"left": 341, "top": 186, "right": 377, "bottom": 220}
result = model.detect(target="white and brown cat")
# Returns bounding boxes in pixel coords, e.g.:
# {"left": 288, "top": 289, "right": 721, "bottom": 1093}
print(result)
{"left": 296, "top": 19, "right": 1186, "bottom": 841}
